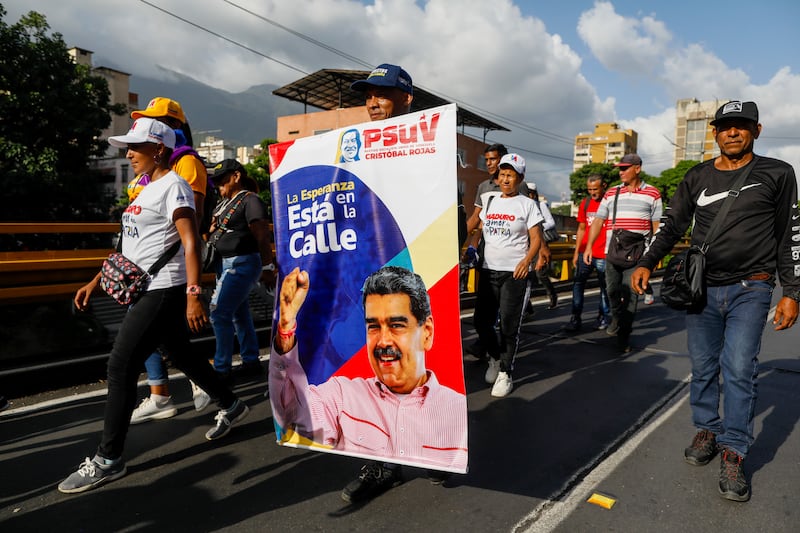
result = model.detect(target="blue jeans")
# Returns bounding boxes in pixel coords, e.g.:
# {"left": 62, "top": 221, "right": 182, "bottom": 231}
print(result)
{"left": 211, "top": 253, "right": 262, "bottom": 374}
{"left": 686, "top": 280, "right": 773, "bottom": 458}
{"left": 143, "top": 351, "right": 168, "bottom": 386}
{"left": 571, "top": 257, "right": 610, "bottom": 319}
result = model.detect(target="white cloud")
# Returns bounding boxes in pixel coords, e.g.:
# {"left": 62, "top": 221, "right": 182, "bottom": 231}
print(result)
{"left": 618, "top": 108, "right": 678, "bottom": 173}
{"left": 660, "top": 44, "right": 750, "bottom": 101}
{"left": 577, "top": 1, "right": 671, "bottom": 76}
{"left": 4, "top": 0, "right": 798, "bottom": 197}
{"left": 5, "top": 0, "right": 605, "bottom": 196}
{"left": 576, "top": 1, "right": 800, "bottom": 178}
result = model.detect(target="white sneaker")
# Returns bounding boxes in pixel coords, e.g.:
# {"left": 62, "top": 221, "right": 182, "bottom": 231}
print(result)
{"left": 130, "top": 395, "right": 177, "bottom": 425}
{"left": 484, "top": 358, "right": 501, "bottom": 384}
{"left": 191, "top": 380, "right": 211, "bottom": 412}
{"left": 491, "top": 372, "right": 513, "bottom": 397}
{"left": 644, "top": 293, "right": 655, "bottom": 305}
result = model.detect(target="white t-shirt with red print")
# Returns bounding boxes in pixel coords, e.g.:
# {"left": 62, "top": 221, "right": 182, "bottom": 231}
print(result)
{"left": 479, "top": 194, "right": 543, "bottom": 272}
{"left": 120, "top": 171, "right": 195, "bottom": 291}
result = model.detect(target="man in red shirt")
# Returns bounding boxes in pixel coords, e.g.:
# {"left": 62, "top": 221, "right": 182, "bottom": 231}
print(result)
{"left": 566, "top": 174, "right": 610, "bottom": 331}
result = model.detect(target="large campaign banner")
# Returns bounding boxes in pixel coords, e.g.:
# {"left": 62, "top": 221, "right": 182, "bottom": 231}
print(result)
{"left": 267, "top": 104, "right": 467, "bottom": 473}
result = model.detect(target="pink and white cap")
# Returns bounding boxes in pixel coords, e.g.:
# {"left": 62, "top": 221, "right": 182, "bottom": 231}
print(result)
{"left": 108, "top": 117, "right": 176, "bottom": 149}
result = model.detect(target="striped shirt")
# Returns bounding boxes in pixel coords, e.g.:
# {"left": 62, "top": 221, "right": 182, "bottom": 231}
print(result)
{"left": 595, "top": 183, "right": 662, "bottom": 251}
{"left": 270, "top": 343, "right": 468, "bottom": 472}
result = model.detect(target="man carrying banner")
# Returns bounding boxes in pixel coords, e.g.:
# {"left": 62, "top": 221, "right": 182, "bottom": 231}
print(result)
{"left": 322, "top": 63, "right": 420, "bottom": 503}
{"left": 276, "top": 62, "right": 450, "bottom": 502}
{"left": 269, "top": 266, "right": 467, "bottom": 469}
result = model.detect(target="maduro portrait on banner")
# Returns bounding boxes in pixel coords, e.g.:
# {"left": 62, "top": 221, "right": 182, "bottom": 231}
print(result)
{"left": 267, "top": 104, "right": 467, "bottom": 473}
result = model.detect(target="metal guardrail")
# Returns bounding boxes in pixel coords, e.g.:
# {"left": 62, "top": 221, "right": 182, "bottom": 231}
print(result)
{"left": 0, "top": 222, "right": 685, "bottom": 304}
{"left": 0, "top": 222, "right": 278, "bottom": 374}
{"left": 0, "top": 222, "right": 246, "bottom": 303}
{"left": 0, "top": 222, "right": 686, "bottom": 375}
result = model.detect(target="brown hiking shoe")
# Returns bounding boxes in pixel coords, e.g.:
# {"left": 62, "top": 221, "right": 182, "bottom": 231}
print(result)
{"left": 684, "top": 429, "right": 718, "bottom": 466}
{"left": 718, "top": 448, "right": 750, "bottom": 502}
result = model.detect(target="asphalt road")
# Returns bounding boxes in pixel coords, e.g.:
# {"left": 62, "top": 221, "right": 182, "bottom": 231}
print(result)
{"left": 1, "top": 283, "right": 799, "bottom": 532}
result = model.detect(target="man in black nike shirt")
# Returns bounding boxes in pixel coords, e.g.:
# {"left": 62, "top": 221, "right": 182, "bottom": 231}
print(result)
{"left": 632, "top": 101, "right": 800, "bottom": 502}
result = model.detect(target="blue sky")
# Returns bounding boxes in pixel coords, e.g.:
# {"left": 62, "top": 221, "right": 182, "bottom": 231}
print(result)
{"left": 4, "top": 0, "right": 799, "bottom": 198}
{"left": 531, "top": 1, "right": 799, "bottom": 118}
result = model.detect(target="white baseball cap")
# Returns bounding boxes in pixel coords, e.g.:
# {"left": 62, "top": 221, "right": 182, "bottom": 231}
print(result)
{"left": 499, "top": 153, "right": 526, "bottom": 176}
{"left": 108, "top": 117, "right": 176, "bottom": 149}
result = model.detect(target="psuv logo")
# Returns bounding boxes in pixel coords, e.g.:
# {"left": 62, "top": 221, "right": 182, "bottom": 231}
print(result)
{"left": 363, "top": 113, "right": 440, "bottom": 148}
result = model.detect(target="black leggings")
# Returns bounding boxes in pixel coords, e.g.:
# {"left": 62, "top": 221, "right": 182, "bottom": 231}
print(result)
{"left": 473, "top": 269, "right": 530, "bottom": 373}
{"left": 98, "top": 286, "right": 236, "bottom": 459}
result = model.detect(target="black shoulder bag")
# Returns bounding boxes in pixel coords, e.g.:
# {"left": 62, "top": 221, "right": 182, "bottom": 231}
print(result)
{"left": 606, "top": 186, "right": 648, "bottom": 269}
{"left": 202, "top": 191, "right": 249, "bottom": 272}
{"left": 661, "top": 157, "right": 757, "bottom": 310}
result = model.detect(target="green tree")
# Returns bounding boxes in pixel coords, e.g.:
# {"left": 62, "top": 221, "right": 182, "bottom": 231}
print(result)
{"left": 550, "top": 203, "right": 572, "bottom": 216}
{"left": 568, "top": 162, "right": 615, "bottom": 203}
{"left": 569, "top": 161, "right": 657, "bottom": 206}
{"left": 649, "top": 159, "right": 700, "bottom": 204}
{"left": 244, "top": 138, "right": 278, "bottom": 220}
{"left": 0, "top": 7, "right": 124, "bottom": 221}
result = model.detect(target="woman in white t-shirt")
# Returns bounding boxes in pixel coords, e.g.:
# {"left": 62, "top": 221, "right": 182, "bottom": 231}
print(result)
{"left": 59, "top": 118, "right": 249, "bottom": 495}
{"left": 474, "top": 154, "right": 545, "bottom": 398}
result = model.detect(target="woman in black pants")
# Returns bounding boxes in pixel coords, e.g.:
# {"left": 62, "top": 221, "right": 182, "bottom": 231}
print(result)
{"left": 473, "top": 154, "right": 545, "bottom": 398}
{"left": 58, "top": 118, "right": 249, "bottom": 494}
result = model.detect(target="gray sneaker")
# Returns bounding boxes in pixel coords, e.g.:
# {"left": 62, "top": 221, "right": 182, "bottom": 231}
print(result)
{"left": 190, "top": 381, "right": 211, "bottom": 412}
{"left": 606, "top": 318, "right": 620, "bottom": 336}
{"left": 58, "top": 456, "right": 127, "bottom": 494}
{"left": 205, "top": 399, "right": 249, "bottom": 440}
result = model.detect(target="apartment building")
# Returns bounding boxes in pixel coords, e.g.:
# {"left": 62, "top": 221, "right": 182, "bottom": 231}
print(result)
{"left": 573, "top": 122, "right": 637, "bottom": 170}
{"left": 673, "top": 98, "right": 724, "bottom": 166}
{"left": 196, "top": 135, "right": 235, "bottom": 164}
{"left": 237, "top": 144, "right": 264, "bottom": 165}
{"left": 68, "top": 47, "right": 138, "bottom": 197}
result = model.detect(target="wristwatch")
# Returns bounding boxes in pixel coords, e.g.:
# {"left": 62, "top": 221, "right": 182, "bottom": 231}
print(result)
{"left": 785, "top": 289, "right": 800, "bottom": 303}
{"left": 186, "top": 284, "right": 203, "bottom": 297}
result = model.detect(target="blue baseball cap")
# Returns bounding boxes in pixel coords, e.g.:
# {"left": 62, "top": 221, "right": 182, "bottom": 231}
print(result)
{"left": 351, "top": 63, "right": 413, "bottom": 95}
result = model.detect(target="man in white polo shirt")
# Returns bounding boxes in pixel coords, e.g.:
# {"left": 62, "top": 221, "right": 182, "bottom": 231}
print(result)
{"left": 582, "top": 154, "right": 662, "bottom": 352}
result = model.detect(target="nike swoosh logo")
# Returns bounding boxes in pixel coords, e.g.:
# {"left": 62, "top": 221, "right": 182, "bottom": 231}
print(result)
{"left": 696, "top": 183, "right": 761, "bottom": 207}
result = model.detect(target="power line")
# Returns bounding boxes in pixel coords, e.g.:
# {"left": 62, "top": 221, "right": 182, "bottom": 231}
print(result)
{"left": 139, "top": 1, "right": 575, "bottom": 160}
{"left": 138, "top": 0, "right": 308, "bottom": 76}
{"left": 471, "top": 133, "right": 573, "bottom": 162}
{"left": 222, "top": 0, "right": 373, "bottom": 69}
{"left": 220, "top": 0, "right": 575, "bottom": 146}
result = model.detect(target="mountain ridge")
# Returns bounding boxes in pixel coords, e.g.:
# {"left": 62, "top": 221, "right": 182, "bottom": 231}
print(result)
{"left": 129, "top": 68, "right": 305, "bottom": 148}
